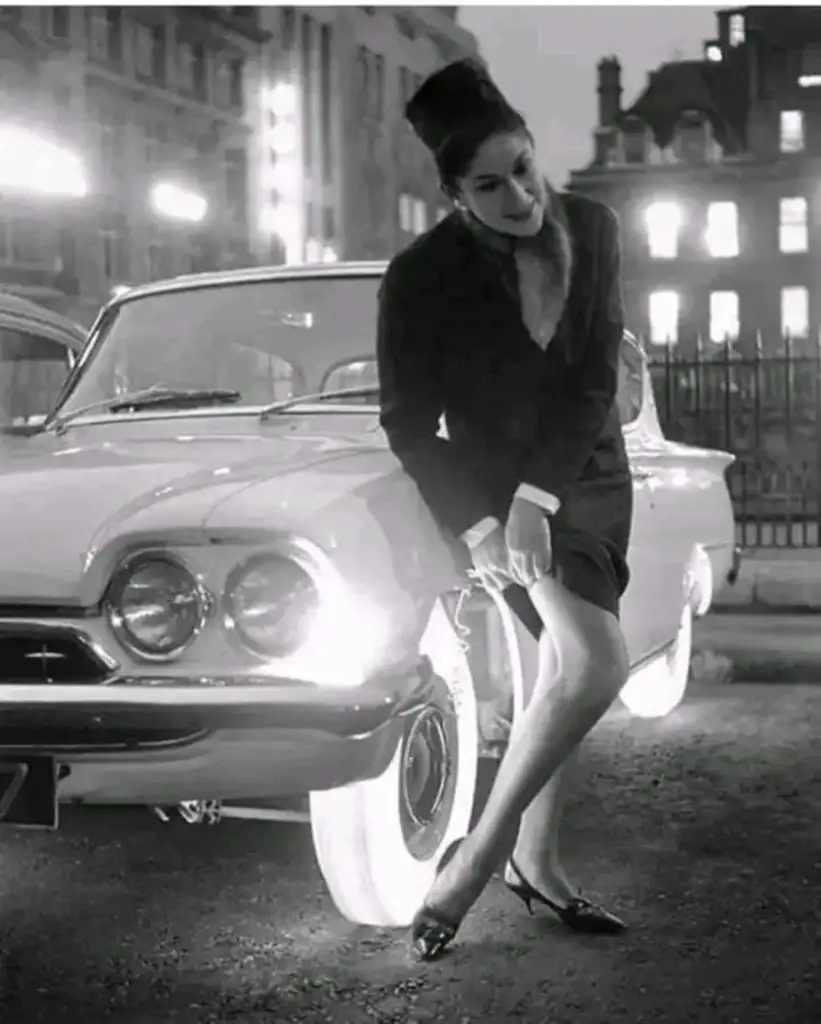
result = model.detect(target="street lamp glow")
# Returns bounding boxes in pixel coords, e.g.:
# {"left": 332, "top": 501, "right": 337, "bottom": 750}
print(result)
{"left": 264, "top": 160, "right": 300, "bottom": 197}
{"left": 0, "top": 126, "right": 88, "bottom": 197}
{"left": 150, "top": 182, "right": 207, "bottom": 224}
{"left": 305, "top": 239, "right": 338, "bottom": 265}
{"left": 268, "top": 123, "right": 297, "bottom": 156}
{"left": 266, "top": 83, "right": 297, "bottom": 119}
{"left": 261, "top": 202, "right": 300, "bottom": 240}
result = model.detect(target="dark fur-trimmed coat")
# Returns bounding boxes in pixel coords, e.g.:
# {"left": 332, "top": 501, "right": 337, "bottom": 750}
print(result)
{"left": 376, "top": 191, "right": 630, "bottom": 542}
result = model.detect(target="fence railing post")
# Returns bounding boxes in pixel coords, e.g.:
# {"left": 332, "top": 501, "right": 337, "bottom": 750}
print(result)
{"left": 649, "top": 333, "right": 819, "bottom": 548}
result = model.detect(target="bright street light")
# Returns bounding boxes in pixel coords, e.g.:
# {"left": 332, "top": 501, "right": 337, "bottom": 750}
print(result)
{"left": 266, "top": 83, "right": 297, "bottom": 119}
{"left": 0, "top": 126, "right": 88, "bottom": 197}
{"left": 263, "top": 159, "right": 300, "bottom": 197}
{"left": 261, "top": 202, "right": 300, "bottom": 240}
{"left": 268, "top": 123, "right": 297, "bottom": 156}
{"left": 150, "top": 182, "right": 207, "bottom": 224}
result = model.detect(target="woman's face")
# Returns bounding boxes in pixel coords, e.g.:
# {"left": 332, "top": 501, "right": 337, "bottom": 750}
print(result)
{"left": 454, "top": 130, "right": 547, "bottom": 237}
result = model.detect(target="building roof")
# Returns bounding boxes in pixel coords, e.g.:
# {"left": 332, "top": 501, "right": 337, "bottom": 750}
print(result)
{"left": 621, "top": 58, "right": 743, "bottom": 150}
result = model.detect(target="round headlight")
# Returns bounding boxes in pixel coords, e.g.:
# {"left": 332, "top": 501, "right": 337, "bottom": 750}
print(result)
{"left": 224, "top": 555, "right": 320, "bottom": 658}
{"left": 106, "top": 554, "right": 205, "bottom": 660}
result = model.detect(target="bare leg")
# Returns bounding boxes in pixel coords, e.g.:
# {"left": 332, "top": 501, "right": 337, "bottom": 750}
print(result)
{"left": 508, "top": 612, "right": 581, "bottom": 903}
{"left": 418, "top": 576, "right": 628, "bottom": 925}
{"left": 506, "top": 752, "right": 579, "bottom": 903}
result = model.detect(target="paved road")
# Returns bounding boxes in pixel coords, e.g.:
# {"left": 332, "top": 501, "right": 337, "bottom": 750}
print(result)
{"left": 1, "top": 683, "right": 819, "bottom": 1024}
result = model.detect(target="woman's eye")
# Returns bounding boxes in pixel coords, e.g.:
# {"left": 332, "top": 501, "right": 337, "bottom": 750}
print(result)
{"left": 476, "top": 182, "right": 498, "bottom": 194}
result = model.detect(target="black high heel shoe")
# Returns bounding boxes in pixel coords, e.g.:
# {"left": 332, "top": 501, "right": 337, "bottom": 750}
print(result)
{"left": 505, "top": 858, "right": 627, "bottom": 934}
{"left": 410, "top": 838, "right": 467, "bottom": 962}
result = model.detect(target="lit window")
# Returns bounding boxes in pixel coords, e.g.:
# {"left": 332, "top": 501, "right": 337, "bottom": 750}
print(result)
{"left": 398, "top": 193, "right": 413, "bottom": 233}
{"left": 780, "top": 110, "right": 804, "bottom": 153}
{"left": 781, "top": 286, "right": 809, "bottom": 338}
{"left": 729, "top": 13, "right": 745, "bottom": 47}
{"left": 779, "top": 197, "right": 808, "bottom": 253}
{"left": 644, "top": 201, "right": 682, "bottom": 259}
{"left": 799, "top": 44, "right": 821, "bottom": 88}
{"left": 709, "top": 291, "right": 740, "bottom": 343}
{"left": 705, "top": 44, "right": 723, "bottom": 63}
{"left": 412, "top": 198, "right": 428, "bottom": 235}
{"left": 648, "top": 290, "right": 680, "bottom": 345}
{"left": 705, "top": 201, "right": 739, "bottom": 258}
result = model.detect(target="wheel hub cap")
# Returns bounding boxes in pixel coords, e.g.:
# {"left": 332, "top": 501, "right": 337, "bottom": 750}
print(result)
{"left": 400, "top": 705, "right": 451, "bottom": 832}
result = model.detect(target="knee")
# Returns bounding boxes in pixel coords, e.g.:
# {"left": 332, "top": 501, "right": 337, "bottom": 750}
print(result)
{"left": 591, "top": 628, "right": 629, "bottom": 692}
{"left": 544, "top": 618, "right": 628, "bottom": 700}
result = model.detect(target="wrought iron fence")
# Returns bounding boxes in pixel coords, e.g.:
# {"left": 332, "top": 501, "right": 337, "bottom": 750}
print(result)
{"left": 646, "top": 335, "right": 821, "bottom": 548}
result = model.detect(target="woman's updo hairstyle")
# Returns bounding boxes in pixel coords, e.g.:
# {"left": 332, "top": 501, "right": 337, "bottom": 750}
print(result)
{"left": 405, "top": 57, "right": 530, "bottom": 192}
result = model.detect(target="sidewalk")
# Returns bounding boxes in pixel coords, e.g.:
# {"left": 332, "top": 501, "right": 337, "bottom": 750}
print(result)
{"left": 695, "top": 548, "right": 821, "bottom": 682}
{"left": 713, "top": 547, "right": 821, "bottom": 611}
{"left": 694, "top": 613, "right": 821, "bottom": 683}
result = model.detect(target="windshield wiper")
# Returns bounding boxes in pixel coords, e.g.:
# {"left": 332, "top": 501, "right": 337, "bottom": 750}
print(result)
{"left": 109, "top": 388, "right": 241, "bottom": 412}
{"left": 259, "top": 386, "right": 379, "bottom": 421}
{"left": 49, "top": 387, "right": 241, "bottom": 435}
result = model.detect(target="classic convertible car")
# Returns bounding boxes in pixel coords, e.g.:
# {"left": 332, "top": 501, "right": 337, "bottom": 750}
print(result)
{"left": 0, "top": 261, "right": 737, "bottom": 929}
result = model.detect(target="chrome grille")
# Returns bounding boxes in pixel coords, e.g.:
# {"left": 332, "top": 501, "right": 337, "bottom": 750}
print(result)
{"left": 0, "top": 629, "right": 114, "bottom": 685}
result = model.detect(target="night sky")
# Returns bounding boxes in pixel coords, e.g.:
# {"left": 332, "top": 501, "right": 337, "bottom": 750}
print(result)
{"left": 459, "top": 5, "right": 716, "bottom": 185}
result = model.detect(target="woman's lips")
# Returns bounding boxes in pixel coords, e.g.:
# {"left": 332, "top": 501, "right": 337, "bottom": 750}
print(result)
{"left": 506, "top": 207, "right": 536, "bottom": 223}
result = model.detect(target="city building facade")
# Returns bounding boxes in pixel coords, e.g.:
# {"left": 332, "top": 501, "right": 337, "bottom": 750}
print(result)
{"left": 568, "top": 6, "right": 821, "bottom": 353}
{"left": 0, "top": 6, "right": 267, "bottom": 324}
{"left": 252, "top": 6, "right": 478, "bottom": 265}
{"left": 0, "top": 7, "right": 478, "bottom": 326}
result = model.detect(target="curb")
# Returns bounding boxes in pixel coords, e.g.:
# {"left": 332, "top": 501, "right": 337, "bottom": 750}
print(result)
{"left": 692, "top": 613, "right": 821, "bottom": 684}
{"left": 713, "top": 551, "right": 821, "bottom": 613}
{"left": 692, "top": 650, "right": 821, "bottom": 684}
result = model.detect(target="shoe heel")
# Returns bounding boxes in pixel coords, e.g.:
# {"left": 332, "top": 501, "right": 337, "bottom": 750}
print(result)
{"left": 507, "top": 882, "right": 534, "bottom": 916}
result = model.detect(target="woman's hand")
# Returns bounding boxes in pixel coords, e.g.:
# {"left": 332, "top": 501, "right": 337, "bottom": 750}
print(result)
{"left": 505, "top": 497, "right": 553, "bottom": 588}
{"left": 469, "top": 524, "right": 511, "bottom": 592}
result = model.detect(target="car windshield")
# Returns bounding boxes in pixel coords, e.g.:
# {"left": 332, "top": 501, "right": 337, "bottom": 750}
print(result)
{"left": 53, "top": 274, "right": 383, "bottom": 419}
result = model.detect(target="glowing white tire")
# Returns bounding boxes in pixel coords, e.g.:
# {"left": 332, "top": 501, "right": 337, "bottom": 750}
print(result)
{"left": 619, "top": 601, "right": 694, "bottom": 720}
{"left": 309, "top": 599, "right": 478, "bottom": 927}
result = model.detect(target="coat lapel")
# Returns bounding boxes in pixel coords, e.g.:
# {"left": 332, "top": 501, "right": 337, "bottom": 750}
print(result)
{"left": 435, "top": 206, "right": 589, "bottom": 369}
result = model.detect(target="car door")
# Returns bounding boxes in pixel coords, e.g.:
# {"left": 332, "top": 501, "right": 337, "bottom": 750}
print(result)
{"left": 0, "top": 296, "right": 85, "bottom": 428}
{"left": 618, "top": 334, "right": 687, "bottom": 663}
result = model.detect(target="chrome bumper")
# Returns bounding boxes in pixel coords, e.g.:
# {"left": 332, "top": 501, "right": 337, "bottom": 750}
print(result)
{"left": 0, "top": 659, "right": 434, "bottom": 748}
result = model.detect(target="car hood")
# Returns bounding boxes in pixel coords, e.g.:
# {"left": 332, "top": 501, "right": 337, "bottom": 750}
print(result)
{"left": 0, "top": 424, "right": 398, "bottom": 603}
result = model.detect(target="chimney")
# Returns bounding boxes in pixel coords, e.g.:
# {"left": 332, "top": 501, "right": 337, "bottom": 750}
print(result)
{"left": 597, "top": 56, "right": 622, "bottom": 127}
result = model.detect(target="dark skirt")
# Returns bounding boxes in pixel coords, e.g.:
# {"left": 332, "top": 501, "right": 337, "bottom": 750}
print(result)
{"left": 502, "top": 476, "right": 633, "bottom": 640}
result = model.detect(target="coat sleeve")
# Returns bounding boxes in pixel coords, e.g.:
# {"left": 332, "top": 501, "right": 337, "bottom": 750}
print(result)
{"left": 376, "top": 258, "right": 497, "bottom": 540}
{"left": 517, "top": 203, "right": 624, "bottom": 500}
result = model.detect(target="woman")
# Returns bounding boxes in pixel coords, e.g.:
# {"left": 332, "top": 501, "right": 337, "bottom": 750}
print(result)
{"left": 376, "top": 57, "right": 633, "bottom": 961}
